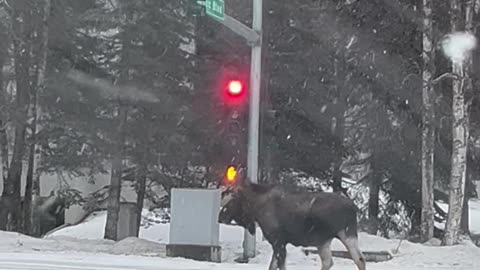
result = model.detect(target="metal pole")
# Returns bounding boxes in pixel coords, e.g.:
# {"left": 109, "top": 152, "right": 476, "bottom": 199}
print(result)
{"left": 243, "top": 0, "right": 262, "bottom": 259}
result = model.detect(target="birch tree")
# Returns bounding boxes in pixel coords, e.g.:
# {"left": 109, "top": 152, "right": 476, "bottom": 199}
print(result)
{"left": 458, "top": 0, "right": 477, "bottom": 236}
{"left": 442, "top": 0, "right": 475, "bottom": 246}
{"left": 420, "top": 0, "right": 436, "bottom": 243}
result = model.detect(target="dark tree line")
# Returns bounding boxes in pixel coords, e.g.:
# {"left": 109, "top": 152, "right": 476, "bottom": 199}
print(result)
{"left": 0, "top": 0, "right": 479, "bottom": 246}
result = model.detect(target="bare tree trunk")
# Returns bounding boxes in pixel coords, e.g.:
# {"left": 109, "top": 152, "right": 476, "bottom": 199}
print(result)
{"left": 460, "top": 175, "right": 471, "bottom": 234}
{"left": 0, "top": 18, "right": 9, "bottom": 191}
{"left": 0, "top": 15, "right": 10, "bottom": 231}
{"left": 420, "top": 0, "right": 436, "bottom": 243}
{"left": 331, "top": 56, "right": 346, "bottom": 194}
{"left": 458, "top": 0, "right": 475, "bottom": 237}
{"left": 0, "top": 0, "right": 32, "bottom": 232}
{"left": 104, "top": 105, "right": 128, "bottom": 241}
{"left": 135, "top": 163, "right": 147, "bottom": 237}
{"left": 23, "top": 139, "right": 35, "bottom": 234}
{"left": 135, "top": 124, "right": 150, "bottom": 237}
{"left": 104, "top": 4, "right": 136, "bottom": 240}
{"left": 443, "top": 65, "right": 468, "bottom": 246}
{"left": 367, "top": 172, "right": 380, "bottom": 235}
{"left": 29, "top": 0, "right": 51, "bottom": 237}
{"left": 0, "top": 120, "right": 8, "bottom": 187}
{"left": 331, "top": 113, "right": 345, "bottom": 193}
{"left": 442, "top": 0, "right": 469, "bottom": 246}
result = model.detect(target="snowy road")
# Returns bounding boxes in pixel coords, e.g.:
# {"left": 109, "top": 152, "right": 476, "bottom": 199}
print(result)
{"left": 0, "top": 252, "right": 190, "bottom": 270}
{"left": 0, "top": 251, "right": 477, "bottom": 270}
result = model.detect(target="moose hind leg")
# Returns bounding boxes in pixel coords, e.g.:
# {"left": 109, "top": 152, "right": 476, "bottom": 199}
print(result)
{"left": 268, "top": 251, "right": 278, "bottom": 270}
{"left": 337, "top": 230, "right": 366, "bottom": 270}
{"left": 318, "top": 239, "right": 333, "bottom": 270}
{"left": 277, "top": 245, "right": 287, "bottom": 270}
{"left": 269, "top": 245, "right": 287, "bottom": 270}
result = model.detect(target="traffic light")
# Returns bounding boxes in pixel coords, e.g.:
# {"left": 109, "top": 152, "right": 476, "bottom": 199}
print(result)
{"left": 215, "top": 64, "right": 248, "bottom": 187}
{"left": 227, "top": 80, "right": 244, "bottom": 96}
{"left": 218, "top": 63, "right": 248, "bottom": 105}
{"left": 225, "top": 165, "right": 238, "bottom": 184}
{"left": 222, "top": 78, "right": 247, "bottom": 107}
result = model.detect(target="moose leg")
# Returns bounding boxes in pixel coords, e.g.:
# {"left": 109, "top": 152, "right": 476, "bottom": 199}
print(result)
{"left": 318, "top": 239, "right": 333, "bottom": 270}
{"left": 337, "top": 230, "right": 366, "bottom": 270}
{"left": 277, "top": 245, "right": 287, "bottom": 270}
{"left": 268, "top": 249, "right": 279, "bottom": 270}
{"left": 268, "top": 245, "right": 287, "bottom": 270}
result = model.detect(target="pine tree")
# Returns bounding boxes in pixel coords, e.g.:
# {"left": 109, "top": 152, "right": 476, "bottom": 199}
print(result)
{"left": 0, "top": 0, "right": 32, "bottom": 232}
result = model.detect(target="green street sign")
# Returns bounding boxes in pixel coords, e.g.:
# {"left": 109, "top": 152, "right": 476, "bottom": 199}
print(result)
{"left": 205, "top": 0, "right": 224, "bottom": 20}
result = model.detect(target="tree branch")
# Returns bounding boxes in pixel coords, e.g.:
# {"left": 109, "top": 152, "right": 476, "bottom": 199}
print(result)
{"left": 432, "top": 72, "right": 459, "bottom": 84}
{"left": 0, "top": 0, "right": 12, "bottom": 13}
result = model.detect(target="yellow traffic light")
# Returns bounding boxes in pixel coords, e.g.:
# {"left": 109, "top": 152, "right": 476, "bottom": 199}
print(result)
{"left": 226, "top": 166, "right": 237, "bottom": 183}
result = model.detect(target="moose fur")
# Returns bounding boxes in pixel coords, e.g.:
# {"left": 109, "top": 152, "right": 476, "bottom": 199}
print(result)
{"left": 220, "top": 181, "right": 366, "bottom": 270}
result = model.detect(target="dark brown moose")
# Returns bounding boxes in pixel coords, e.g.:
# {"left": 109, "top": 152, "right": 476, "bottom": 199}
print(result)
{"left": 220, "top": 180, "right": 366, "bottom": 270}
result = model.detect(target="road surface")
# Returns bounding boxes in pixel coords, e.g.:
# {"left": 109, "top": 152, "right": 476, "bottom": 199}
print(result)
{"left": 0, "top": 252, "right": 185, "bottom": 270}
{"left": 0, "top": 251, "right": 476, "bottom": 270}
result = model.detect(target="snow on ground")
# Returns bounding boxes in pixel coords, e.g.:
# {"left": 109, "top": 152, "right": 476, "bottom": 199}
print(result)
{"left": 0, "top": 230, "right": 165, "bottom": 257}
{"left": 470, "top": 199, "right": 480, "bottom": 234}
{"left": 1, "top": 204, "right": 479, "bottom": 269}
{"left": 0, "top": 250, "right": 475, "bottom": 270}
{"left": 30, "top": 207, "right": 480, "bottom": 269}
{"left": 435, "top": 199, "right": 480, "bottom": 234}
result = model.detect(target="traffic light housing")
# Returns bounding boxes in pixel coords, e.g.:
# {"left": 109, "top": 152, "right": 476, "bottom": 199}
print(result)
{"left": 223, "top": 109, "right": 246, "bottom": 163}
{"left": 216, "top": 65, "right": 248, "bottom": 186}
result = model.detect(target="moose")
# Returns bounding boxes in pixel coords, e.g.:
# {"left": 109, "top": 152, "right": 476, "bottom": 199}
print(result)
{"left": 219, "top": 180, "right": 366, "bottom": 270}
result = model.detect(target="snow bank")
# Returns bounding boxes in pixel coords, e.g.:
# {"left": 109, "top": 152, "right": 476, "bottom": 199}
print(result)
{"left": 436, "top": 199, "right": 480, "bottom": 235}
{"left": 111, "top": 237, "right": 165, "bottom": 256}
{"left": 45, "top": 211, "right": 108, "bottom": 240}
{"left": 1, "top": 204, "right": 479, "bottom": 268}
{"left": 36, "top": 208, "right": 480, "bottom": 269}
{"left": 0, "top": 230, "right": 116, "bottom": 254}
{"left": 469, "top": 199, "right": 480, "bottom": 235}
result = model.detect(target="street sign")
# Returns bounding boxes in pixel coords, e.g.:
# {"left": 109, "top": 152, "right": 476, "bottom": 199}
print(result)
{"left": 205, "top": 0, "right": 224, "bottom": 20}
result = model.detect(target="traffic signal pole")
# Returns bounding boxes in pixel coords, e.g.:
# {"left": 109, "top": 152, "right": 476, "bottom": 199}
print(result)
{"left": 243, "top": 0, "right": 262, "bottom": 260}
{"left": 202, "top": 0, "right": 262, "bottom": 260}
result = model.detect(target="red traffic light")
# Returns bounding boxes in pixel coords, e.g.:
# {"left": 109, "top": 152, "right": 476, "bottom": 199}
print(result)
{"left": 227, "top": 80, "right": 243, "bottom": 96}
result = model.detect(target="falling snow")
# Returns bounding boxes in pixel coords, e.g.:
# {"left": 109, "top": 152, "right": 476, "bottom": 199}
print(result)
{"left": 441, "top": 31, "right": 477, "bottom": 66}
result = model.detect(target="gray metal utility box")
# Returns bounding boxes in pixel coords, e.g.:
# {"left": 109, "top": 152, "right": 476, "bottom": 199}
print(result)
{"left": 166, "top": 188, "right": 222, "bottom": 262}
